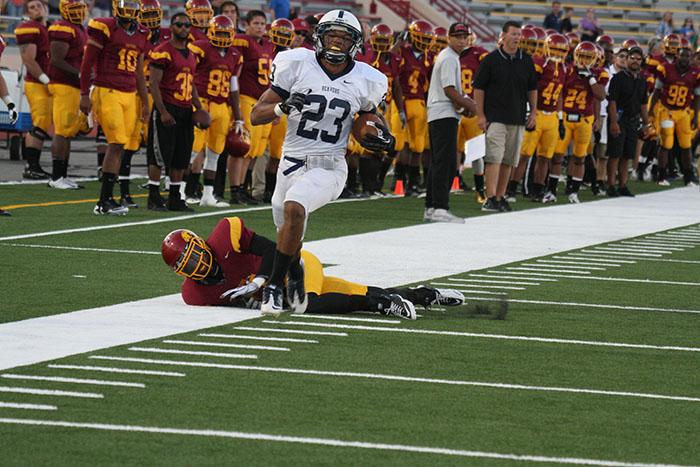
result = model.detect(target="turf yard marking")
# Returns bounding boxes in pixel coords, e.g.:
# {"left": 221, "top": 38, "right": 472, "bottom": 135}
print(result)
{"left": 448, "top": 289, "right": 507, "bottom": 295}
{"left": 468, "top": 273, "right": 559, "bottom": 282}
{"left": 430, "top": 281, "right": 526, "bottom": 290}
{"left": 47, "top": 365, "right": 185, "bottom": 377}
{"left": 663, "top": 231, "right": 700, "bottom": 239}
{"left": 460, "top": 296, "right": 700, "bottom": 315}
{"left": 600, "top": 245, "right": 679, "bottom": 254}
{"left": 198, "top": 333, "right": 318, "bottom": 344}
{"left": 523, "top": 262, "right": 607, "bottom": 270}
{"left": 564, "top": 254, "right": 636, "bottom": 264}
{"left": 0, "top": 374, "right": 145, "bottom": 388}
{"left": 619, "top": 242, "right": 687, "bottom": 251}
{"left": 262, "top": 320, "right": 700, "bottom": 353}
{"left": 586, "top": 248, "right": 664, "bottom": 257}
{"left": 293, "top": 315, "right": 401, "bottom": 324}
{"left": 128, "top": 347, "right": 258, "bottom": 360}
{"left": 1, "top": 243, "right": 161, "bottom": 255}
{"left": 447, "top": 278, "right": 542, "bottom": 285}
{"left": 637, "top": 258, "right": 700, "bottom": 264}
{"left": 487, "top": 271, "right": 590, "bottom": 279}
{"left": 0, "top": 418, "right": 689, "bottom": 466}
{"left": 162, "top": 340, "right": 291, "bottom": 352}
{"left": 232, "top": 327, "right": 348, "bottom": 337}
{"left": 640, "top": 238, "right": 699, "bottom": 246}
{"left": 0, "top": 386, "right": 103, "bottom": 399}
{"left": 487, "top": 271, "right": 700, "bottom": 286}
{"left": 506, "top": 267, "right": 591, "bottom": 275}
{"left": 650, "top": 234, "right": 700, "bottom": 244}
{"left": 85, "top": 356, "right": 700, "bottom": 403}
{"left": 0, "top": 402, "right": 57, "bottom": 411}
{"left": 537, "top": 259, "right": 620, "bottom": 267}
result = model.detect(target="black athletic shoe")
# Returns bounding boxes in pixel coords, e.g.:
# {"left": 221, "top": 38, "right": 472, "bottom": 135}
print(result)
{"left": 618, "top": 186, "right": 635, "bottom": 197}
{"left": 0, "top": 209, "right": 11, "bottom": 217}
{"left": 410, "top": 285, "right": 465, "bottom": 308}
{"left": 93, "top": 199, "right": 128, "bottom": 216}
{"left": 147, "top": 195, "right": 168, "bottom": 211}
{"left": 241, "top": 191, "right": 261, "bottom": 205}
{"left": 262, "top": 190, "right": 273, "bottom": 203}
{"left": 167, "top": 198, "right": 194, "bottom": 212}
{"left": 481, "top": 196, "right": 501, "bottom": 212}
{"left": 499, "top": 198, "right": 513, "bottom": 212}
{"left": 23, "top": 166, "right": 50, "bottom": 180}
{"left": 230, "top": 190, "right": 247, "bottom": 205}
{"left": 261, "top": 285, "right": 284, "bottom": 317}
{"left": 120, "top": 195, "right": 138, "bottom": 208}
{"left": 606, "top": 186, "right": 619, "bottom": 197}
{"left": 286, "top": 263, "right": 308, "bottom": 314}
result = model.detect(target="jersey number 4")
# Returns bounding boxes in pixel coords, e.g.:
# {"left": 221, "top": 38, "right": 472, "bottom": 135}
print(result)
{"left": 296, "top": 94, "right": 351, "bottom": 144}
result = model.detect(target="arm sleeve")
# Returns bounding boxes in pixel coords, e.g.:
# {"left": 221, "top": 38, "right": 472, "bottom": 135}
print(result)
{"left": 148, "top": 48, "right": 171, "bottom": 70}
{"left": 360, "top": 70, "right": 388, "bottom": 112}
{"left": 87, "top": 18, "right": 110, "bottom": 47}
{"left": 270, "top": 49, "right": 297, "bottom": 99}
{"left": 48, "top": 24, "right": 76, "bottom": 44}
{"left": 439, "top": 56, "right": 460, "bottom": 89}
{"left": 14, "top": 25, "right": 40, "bottom": 46}
{"left": 473, "top": 55, "right": 491, "bottom": 90}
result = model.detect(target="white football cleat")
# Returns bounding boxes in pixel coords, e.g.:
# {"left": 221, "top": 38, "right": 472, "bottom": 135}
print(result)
{"left": 48, "top": 177, "right": 80, "bottom": 190}
{"left": 430, "top": 209, "right": 465, "bottom": 224}
{"left": 382, "top": 294, "right": 416, "bottom": 320}
{"left": 568, "top": 193, "right": 580, "bottom": 204}
{"left": 542, "top": 192, "right": 557, "bottom": 203}
{"left": 423, "top": 207, "right": 434, "bottom": 222}
{"left": 200, "top": 192, "right": 230, "bottom": 208}
{"left": 260, "top": 285, "right": 284, "bottom": 318}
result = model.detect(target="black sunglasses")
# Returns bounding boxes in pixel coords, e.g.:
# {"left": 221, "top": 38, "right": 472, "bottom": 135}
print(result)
{"left": 172, "top": 21, "right": 191, "bottom": 28}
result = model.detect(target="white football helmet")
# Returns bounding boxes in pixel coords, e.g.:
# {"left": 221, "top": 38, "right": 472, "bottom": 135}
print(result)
{"left": 313, "top": 9, "right": 363, "bottom": 64}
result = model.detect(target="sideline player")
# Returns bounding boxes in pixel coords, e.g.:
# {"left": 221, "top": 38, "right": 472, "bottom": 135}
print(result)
{"left": 47, "top": 0, "right": 89, "bottom": 190}
{"left": 80, "top": 0, "right": 149, "bottom": 215}
{"left": 161, "top": 217, "right": 464, "bottom": 317}
{"left": 250, "top": 10, "right": 392, "bottom": 315}
{"left": 190, "top": 15, "right": 244, "bottom": 207}
{"left": 15, "top": 0, "right": 52, "bottom": 180}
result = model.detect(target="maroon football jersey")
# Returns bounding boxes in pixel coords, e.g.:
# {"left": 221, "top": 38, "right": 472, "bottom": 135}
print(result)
{"left": 532, "top": 56, "right": 567, "bottom": 112}
{"left": 149, "top": 40, "right": 198, "bottom": 108}
{"left": 87, "top": 18, "right": 148, "bottom": 93}
{"left": 656, "top": 62, "right": 700, "bottom": 110}
{"left": 234, "top": 35, "right": 276, "bottom": 99}
{"left": 459, "top": 46, "right": 488, "bottom": 98}
{"left": 15, "top": 20, "right": 50, "bottom": 84}
{"left": 181, "top": 217, "right": 262, "bottom": 306}
{"left": 562, "top": 66, "right": 610, "bottom": 116}
{"left": 190, "top": 39, "right": 243, "bottom": 104}
{"left": 48, "top": 20, "right": 86, "bottom": 88}
{"left": 188, "top": 27, "right": 208, "bottom": 43}
{"left": 143, "top": 27, "right": 170, "bottom": 85}
{"left": 357, "top": 50, "right": 400, "bottom": 104}
{"left": 397, "top": 44, "right": 433, "bottom": 100}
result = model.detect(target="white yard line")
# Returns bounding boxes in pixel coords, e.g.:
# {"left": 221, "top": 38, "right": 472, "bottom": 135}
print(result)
{"left": 233, "top": 327, "right": 348, "bottom": 337}
{"left": 524, "top": 262, "right": 606, "bottom": 270}
{"left": 430, "top": 282, "right": 525, "bottom": 290}
{"left": 506, "top": 267, "right": 591, "bottom": 275}
{"left": 447, "top": 278, "right": 542, "bottom": 286}
{"left": 198, "top": 333, "right": 318, "bottom": 344}
{"left": 0, "top": 386, "right": 103, "bottom": 399}
{"left": 79, "top": 356, "right": 700, "bottom": 403}
{"left": 649, "top": 234, "right": 700, "bottom": 244}
{"left": 162, "top": 340, "right": 290, "bottom": 352}
{"left": 0, "top": 243, "right": 161, "bottom": 255}
{"left": 619, "top": 242, "right": 686, "bottom": 251}
{"left": 260, "top": 321, "right": 700, "bottom": 353}
{"left": 639, "top": 238, "right": 699, "bottom": 246}
{"left": 0, "top": 374, "right": 145, "bottom": 388}
{"left": 294, "top": 315, "right": 401, "bottom": 324}
{"left": 537, "top": 259, "right": 620, "bottom": 267}
{"left": 451, "top": 290, "right": 507, "bottom": 295}
{"left": 596, "top": 245, "right": 678, "bottom": 254}
{"left": 468, "top": 273, "right": 559, "bottom": 282}
{"left": 586, "top": 248, "right": 664, "bottom": 257}
{"left": 486, "top": 271, "right": 580, "bottom": 279}
{"left": 128, "top": 347, "right": 258, "bottom": 360}
{"left": 0, "top": 402, "right": 57, "bottom": 411}
{"left": 0, "top": 418, "right": 688, "bottom": 466}
{"left": 47, "top": 364, "right": 185, "bottom": 377}
{"left": 487, "top": 271, "right": 700, "bottom": 286}
{"left": 662, "top": 232, "right": 700, "bottom": 239}
{"left": 460, "top": 296, "right": 700, "bottom": 314}
{"left": 563, "top": 254, "right": 636, "bottom": 264}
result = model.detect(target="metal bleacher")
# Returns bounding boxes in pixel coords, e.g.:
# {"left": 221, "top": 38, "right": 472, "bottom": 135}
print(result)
{"left": 464, "top": 0, "right": 699, "bottom": 44}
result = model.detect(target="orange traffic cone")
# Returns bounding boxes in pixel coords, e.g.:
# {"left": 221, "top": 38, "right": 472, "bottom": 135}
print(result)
{"left": 450, "top": 176, "right": 461, "bottom": 192}
{"left": 393, "top": 179, "right": 405, "bottom": 196}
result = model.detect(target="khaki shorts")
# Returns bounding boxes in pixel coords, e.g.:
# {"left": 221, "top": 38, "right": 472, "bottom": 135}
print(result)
{"left": 484, "top": 122, "right": 524, "bottom": 166}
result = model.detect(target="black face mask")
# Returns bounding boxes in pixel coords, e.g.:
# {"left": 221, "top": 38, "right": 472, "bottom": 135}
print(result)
{"left": 199, "top": 262, "right": 224, "bottom": 286}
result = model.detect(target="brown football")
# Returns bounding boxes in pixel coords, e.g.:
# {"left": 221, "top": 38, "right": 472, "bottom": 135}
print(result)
{"left": 351, "top": 113, "right": 383, "bottom": 141}
{"left": 226, "top": 129, "right": 251, "bottom": 157}
{"left": 193, "top": 109, "right": 211, "bottom": 129}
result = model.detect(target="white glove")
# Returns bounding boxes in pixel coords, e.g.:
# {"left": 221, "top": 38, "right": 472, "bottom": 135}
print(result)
{"left": 6, "top": 102, "right": 18, "bottom": 125}
{"left": 220, "top": 276, "right": 266, "bottom": 303}
{"left": 234, "top": 119, "right": 245, "bottom": 134}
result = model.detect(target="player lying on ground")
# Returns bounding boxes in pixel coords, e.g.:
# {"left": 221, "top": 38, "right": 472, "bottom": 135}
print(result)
{"left": 161, "top": 216, "right": 464, "bottom": 319}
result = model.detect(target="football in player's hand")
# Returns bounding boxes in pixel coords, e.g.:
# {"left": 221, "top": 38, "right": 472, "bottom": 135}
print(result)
{"left": 352, "top": 113, "right": 383, "bottom": 142}
{"left": 193, "top": 109, "right": 211, "bottom": 129}
{"left": 226, "top": 128, "right": 251, "bottom": 157}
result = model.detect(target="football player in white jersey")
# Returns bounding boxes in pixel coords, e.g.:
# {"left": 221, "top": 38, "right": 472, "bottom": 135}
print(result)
{"left": 250, "top": 9, "right": 392, "bottom": 316}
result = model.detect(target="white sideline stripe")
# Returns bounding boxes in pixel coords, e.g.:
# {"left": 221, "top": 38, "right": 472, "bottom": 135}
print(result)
{"left": 198, "top": 333, "right": 318, "bottom": 344}
{"left": 663, "top": 232, "right": 700, "bottom": 239}
{"left": 431, "top": 282, "right": 525, "bottom": 290}
{"left": 128, "top": 347, "right": 258, "bottom": 360}
{"left": 84, "top": 356, "right": 700, "bottom": 403}
{"left": 0, "top": 402, "right": 57, "bottom": 411}
{"left": 447, "top": 278, "right": 542, "bottom": 286}
{"left": 0, "top": 386, "right": 103, "bottom": 399}
{"left": 487, "top": 271, "right": 578, "bottom": 279}
{"left": 469, "top": 273, "right": 558, "bottom": 282}
{"left": 260, "top": 321, "right": 700, "bottom": 353}
{"left": 641, "top": 259, "right": 700, "bottom": 264}
{"left": 564, "top": 254, "right": 636, "bottom": 264}
{"left": 642, "top": 237, "right": 699, "bottom": 246}
{"left": 460, "top": 296, "right": 700, "bottom": 315}
{"left": 525, "top": 262, "right": 606, "bottom": 271}
{"left": 650, "top": 235, "right": 700, "bottom": 244}
{"left": 233, "top": 327, "right": 348, "bottom": 337}
{"left": 587, "top": 248, "right": 664, "bottom": 257}
{"left": 599, "top": 245, "right": 678, "bottom": 254}
{"left": 294, "top": 315, "right": 401, "bottom": 324}
{"left": 162, "top": 340, "right": 290, "bottom": 352}
{"left": 489, "top": 271, "right": 700, "bottom": 286}
{"left": 620, "top": 242, "right": 686, "bottom": 251}
{"left": 0, "top": 419, "right": 688, "bottom": 467}
{"left": 48, "top": 364, "right": 185, "bottom": 377}
{"left": 507, "top": 267, "right": 591, "bottom": 275}
{"left": 452, "top": 289, "right": 507, "bottom": 295}
{"left": 0, "top": 374, "right": 145, "bottom": 388}
{"left": 1, "top": 243, "right": 161, "bottom": 255}
{"left": 583, "top": 249, "right": 663, "bottom": 257}
{"left": 541, "top": 259, "right": 621, "bottom": 267}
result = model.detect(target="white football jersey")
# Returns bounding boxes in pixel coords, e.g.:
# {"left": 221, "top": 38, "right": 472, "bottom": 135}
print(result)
{"left": 270, "top": 48, "right": 388, "bottom": 158}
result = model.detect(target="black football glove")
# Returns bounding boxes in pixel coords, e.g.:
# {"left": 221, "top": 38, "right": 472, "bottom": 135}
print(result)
{"left": 6, "top": 102, "right": 18, "bottom": 125}
{"left": 279, "top": 92, "right": 308, "bottom": 115}
{"left": 360, "top": 122, "right": 395, "bottom": 153}
{"left": 577, "top": 68, "right": 592, "bottom": 79}
{"left": 558, "top": 118, "right": 566, "bottom": 140}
